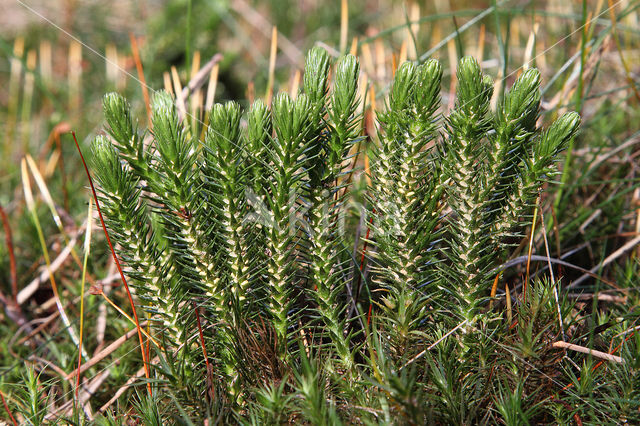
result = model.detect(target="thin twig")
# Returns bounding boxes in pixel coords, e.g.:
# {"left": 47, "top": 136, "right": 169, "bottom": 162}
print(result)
{"left": 178, "top": 53, "right": 223, "bottom": 111}
{"left": 567, "top": 293, "right": 627, "bottom": 303}
{"left": 552, "top": 341, "right": 625, "bottom": 364}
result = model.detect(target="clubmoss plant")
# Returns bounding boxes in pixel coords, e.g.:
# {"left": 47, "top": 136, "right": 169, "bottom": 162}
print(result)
{"left": 91, "top": 137, "right": 184, "bottom": 345}
{"left": 437, "top": 58, "right": 579, "bottom": 330}
{"left": 304, "top": 49, "right": 361, "bottom": 371}
{"left": 202, "top": 101, "right": 250, "bottom": 304}
{"left": 264, "top": 91, "right": 314, "bottom": 356}
{"left": 368, "top": 59, "right": 443, "bottom": 357}
{"left": 90, "top": 49, "right": 579, "bottom": 421}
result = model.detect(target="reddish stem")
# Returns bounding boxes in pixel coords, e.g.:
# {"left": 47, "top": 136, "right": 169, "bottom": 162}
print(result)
{"left": 354, "top": 209, "right": 374, "bottom": 303}
{"left": 0, "top": 205, "right": 18, "bottom": 303}
{"left": 71, "top": 131, "right": 152, "bottom": 396}
{"left": 355, "top": 209, "right": 375, "bottom": 327}
{"left": 194, "top": 303, "right": 214, "bottom": 400}
{"left": 0, "top": 389, "right": 17, "bottom": 426}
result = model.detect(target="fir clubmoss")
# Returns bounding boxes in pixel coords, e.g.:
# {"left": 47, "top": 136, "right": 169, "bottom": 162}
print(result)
{"left": 368, "top": 59, "right": 443, "bottom": 356}
{"left": 91, "top": 136, "right": 184, "bottom": 345}
{"left": 91, "top": 50, "right": 579, "bottom": 422}
{"left": 304, "top": 51, "right": 361, "bottom": 371}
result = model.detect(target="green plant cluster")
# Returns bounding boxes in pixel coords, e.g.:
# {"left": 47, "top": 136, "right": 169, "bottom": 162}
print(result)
{"left": 88, "top": 47, "right": 592, "bottom": 423}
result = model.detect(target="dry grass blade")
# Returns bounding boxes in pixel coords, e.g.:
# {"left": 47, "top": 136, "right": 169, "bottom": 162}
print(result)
{"left": 171, "top": 66, "right": 188, "bottom": 120}
{"left": 129, "top": 33, "right": 152, "bottom": 125}
{"left": 495, "top": 255, "right": 617, "bottom": 288}
{"left": 401, "top": 320, "right": 469, "bottom": 369}
{"left": 505, "top": 283, "right": 513, "bottom": 325}
{"left": 541, "top": 208, "right": 565, "bottom": 340}
{"left": 524, "top": 197, "right": 541, "bottom": 300}
{"left": 56, "top": 370, "right": 111, "bottom": 420}
{"left": 24, "top": 154, "right": 101, "bottom": 292}
{"left": 21, "top": 158, "right": 88, "bottom": 360}
{"left": 89, "top": 286, "right": 161, "bottom": 348}
{"left": 265, "top": 26, "right": 278, "bottom": 105}
{"left": 340, "top": 0, "right": 349, "bottom": 53}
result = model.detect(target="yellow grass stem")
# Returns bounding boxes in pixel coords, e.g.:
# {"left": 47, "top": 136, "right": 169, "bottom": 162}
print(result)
{"left": 266, "top": 26, "right": 278, "bottom": 106}
{"left": 340, "top": 0, "right": 349, "bottom": 54}
{"left": 75, "top": 198, "right": 93, "bottom": 404}
{"left": 524, "top": 196, "right": 541, "bottom": 301}
{"left": 129, "top": 33, "right": 152, "bottom": 126}
{"left": 68, "top": 40, "right": 82, "bottom": 113}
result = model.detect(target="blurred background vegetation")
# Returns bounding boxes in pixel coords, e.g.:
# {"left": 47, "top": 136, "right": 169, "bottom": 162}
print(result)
{"left": 1, "top": 0, "right": 640, "bottom": 422}
{"left": 3, "top": 0, "right": 638, "bottom": 204}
